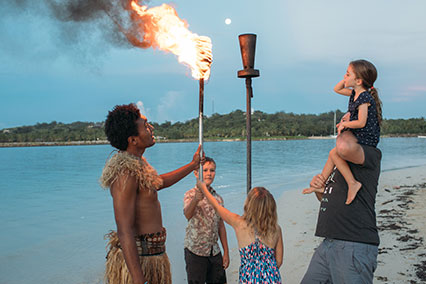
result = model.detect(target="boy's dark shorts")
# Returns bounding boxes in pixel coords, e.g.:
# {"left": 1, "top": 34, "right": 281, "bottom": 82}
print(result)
{"left": 184, "top": 248, "right": 227, "bottom": 284}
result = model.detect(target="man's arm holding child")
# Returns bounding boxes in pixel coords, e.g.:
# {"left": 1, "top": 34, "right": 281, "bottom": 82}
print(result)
{"left": 310, "top": 174, "right": 326, "bottom": 202}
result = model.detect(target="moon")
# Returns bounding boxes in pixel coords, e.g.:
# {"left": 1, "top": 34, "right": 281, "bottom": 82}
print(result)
{"left": 225, "top": 18, "right": 232, "bottom": 25}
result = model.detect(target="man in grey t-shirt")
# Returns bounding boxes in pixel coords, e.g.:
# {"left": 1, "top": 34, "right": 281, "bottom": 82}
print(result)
{"left": 302, "top": 131, "right": 382, "bottom": 284}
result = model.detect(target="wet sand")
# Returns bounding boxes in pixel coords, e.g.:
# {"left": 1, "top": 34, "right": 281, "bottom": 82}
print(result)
{"left": 225, "top": 165, "right": 426, "bottom": 283}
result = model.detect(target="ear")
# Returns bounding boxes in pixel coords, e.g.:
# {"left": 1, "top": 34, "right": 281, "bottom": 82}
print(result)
{"left": 128, "top": 136, "right": 137, "bottom": 146}
{"left": 194, "top": 169, "right": 199, "bottom": 179}
{"left": 355, "top": 78, "right": 363, "bottom": 87}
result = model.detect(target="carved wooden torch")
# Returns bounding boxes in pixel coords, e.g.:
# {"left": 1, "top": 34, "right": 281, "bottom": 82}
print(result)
{"left": 237, "top": 34, "right": 260, "bottom": 193}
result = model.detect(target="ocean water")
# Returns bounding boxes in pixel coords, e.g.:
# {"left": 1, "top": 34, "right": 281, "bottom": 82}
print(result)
{"left": 0, "top": 137, "right": 425, "bottom": 284}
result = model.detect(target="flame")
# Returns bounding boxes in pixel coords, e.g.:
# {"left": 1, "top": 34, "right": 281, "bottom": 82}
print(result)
{"left": 130, "top": 1, "right": 212, "bottom": 80}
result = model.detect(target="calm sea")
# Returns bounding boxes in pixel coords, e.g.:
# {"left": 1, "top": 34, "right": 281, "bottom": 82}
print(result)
{"left": 0, "top": 137, "right": 425, "bottom": 284}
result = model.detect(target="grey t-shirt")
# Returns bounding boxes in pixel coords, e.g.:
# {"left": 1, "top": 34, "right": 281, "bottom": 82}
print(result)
{"left": 315, "top": 145, "right": 382, "bottom": 245}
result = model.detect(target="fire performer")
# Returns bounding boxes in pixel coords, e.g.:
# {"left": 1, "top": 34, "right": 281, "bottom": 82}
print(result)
{"left": 100, "top": 103, "right": 203, "bottom": 284}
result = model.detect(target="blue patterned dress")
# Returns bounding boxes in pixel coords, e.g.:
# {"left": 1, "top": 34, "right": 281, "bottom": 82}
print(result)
{"left": 239, "top": 236, "right": 282, "bottom": 284}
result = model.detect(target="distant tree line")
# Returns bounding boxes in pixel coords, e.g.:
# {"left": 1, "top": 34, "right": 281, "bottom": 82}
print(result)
{"left": 0, "top": 121, "right": 105, "bottom": 143}
{"left": 1, "top": 110, "right": 425, "bottom": 143}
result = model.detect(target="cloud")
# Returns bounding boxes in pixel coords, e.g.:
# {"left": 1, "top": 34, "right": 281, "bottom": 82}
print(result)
{"left": 407, "top": 86, "right": 426, "bottom": 92}
{"left": 155, "top": 91, "right": 185, "bottom": 122}
{"left": 390, "top": 85, "right": 426, "bottom": 102}
{"left": 136, "top": 100, "right": 150, "bottom": 117}
{"left": 279, "top": 0, "right": 426, "bottom": 64}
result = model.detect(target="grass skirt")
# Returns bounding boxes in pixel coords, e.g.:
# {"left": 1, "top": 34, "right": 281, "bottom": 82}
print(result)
{"left": 105, "top": 231, "right": 171, "bottom": 284}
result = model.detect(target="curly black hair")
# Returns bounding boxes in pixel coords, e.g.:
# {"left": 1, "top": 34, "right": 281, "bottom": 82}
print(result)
{"left": 104, "top": 104, "right": 141, "bottom": 151}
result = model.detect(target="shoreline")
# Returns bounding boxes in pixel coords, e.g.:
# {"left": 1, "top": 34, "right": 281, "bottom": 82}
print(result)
{"left": 225, "top": 165, "right": 426, "bottom": 283}
{"left": 0, "top": 138, "right": 299, "bottom": 148}
{"left": 0, "top": 135, "right": 421, "bottom": 148}
{"left": 0, "top": 140, "right": 109, "bottom": 148}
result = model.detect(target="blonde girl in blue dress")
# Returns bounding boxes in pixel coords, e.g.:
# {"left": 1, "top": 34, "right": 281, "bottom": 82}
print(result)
{"left": 196, "top": 180, "right": 283, "bottom": 284}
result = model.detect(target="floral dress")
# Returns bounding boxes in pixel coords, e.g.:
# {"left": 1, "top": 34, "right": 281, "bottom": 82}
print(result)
{"left": 239, "top": 236, "right": 282, "bottom": 283}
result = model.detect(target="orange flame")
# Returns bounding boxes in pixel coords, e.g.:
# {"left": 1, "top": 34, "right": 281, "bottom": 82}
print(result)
{"left": 130, "top": 1, "right": 212, "bottom": 80}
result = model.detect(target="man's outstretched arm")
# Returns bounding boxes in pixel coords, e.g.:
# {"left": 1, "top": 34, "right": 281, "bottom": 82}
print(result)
{"left": 159, "top": 145, "right": 203, "bottom": 190}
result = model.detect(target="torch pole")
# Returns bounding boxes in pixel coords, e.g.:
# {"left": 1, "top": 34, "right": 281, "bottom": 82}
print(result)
{"left": 199, "top": 78, "right": 204, "bottom": 181}
{"left": 245, "top": 77, "right": 253, "bottom": 192}
{"left": 238, "top": 33, "right": 259, "bottom": 193}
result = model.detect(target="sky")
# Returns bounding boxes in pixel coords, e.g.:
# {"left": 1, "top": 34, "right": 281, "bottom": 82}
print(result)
{"left": 1, "top": 0, "right": 425, "bottom": 129}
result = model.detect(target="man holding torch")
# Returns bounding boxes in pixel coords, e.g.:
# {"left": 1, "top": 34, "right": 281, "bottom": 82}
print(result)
{"left": 94, "top": 1, "right": 214, "bottom": 282}
{"left": 100, "top": 103, "right": 203, "bottom": 284}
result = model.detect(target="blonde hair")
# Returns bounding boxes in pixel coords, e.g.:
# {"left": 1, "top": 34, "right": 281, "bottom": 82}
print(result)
{"left": 242, "top": 187, "right": 278, "bottom": 239}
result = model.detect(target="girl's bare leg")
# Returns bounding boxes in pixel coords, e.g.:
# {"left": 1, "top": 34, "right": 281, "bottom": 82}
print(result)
{"left": 321, "top": 148, "right": 336, "bottom": 181}
{"left": 329, "top": 147, "right": 362, "bottom": 204}
{"left": 335, "top": 131, "right": 365, "bottom": 204}
{"left": 336, "top": 131, "right": 365, "bottom": 165}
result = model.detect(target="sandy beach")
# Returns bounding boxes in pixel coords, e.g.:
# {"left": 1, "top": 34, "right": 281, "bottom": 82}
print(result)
{"left": 226, "top": 165, "right": 426, "bottom": 283}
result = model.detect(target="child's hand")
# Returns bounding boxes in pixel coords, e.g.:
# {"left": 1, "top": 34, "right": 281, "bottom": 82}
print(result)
{"left": 336, "top": 113, "right": 349, "bottom": 129}
{"left": 196, "top": 178, "right": 206, "bottom": 191}
{"left": 341, "top": 112, "right": 350, "bottom": 123}
{"left": 194, "top": 186, "right": 204, "bottom": 202}
{"left": 222, "top": 252, "right": 230, "bottom": 269}
{"left": 337, "top": 124, "right": 345, "bottom": 134}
